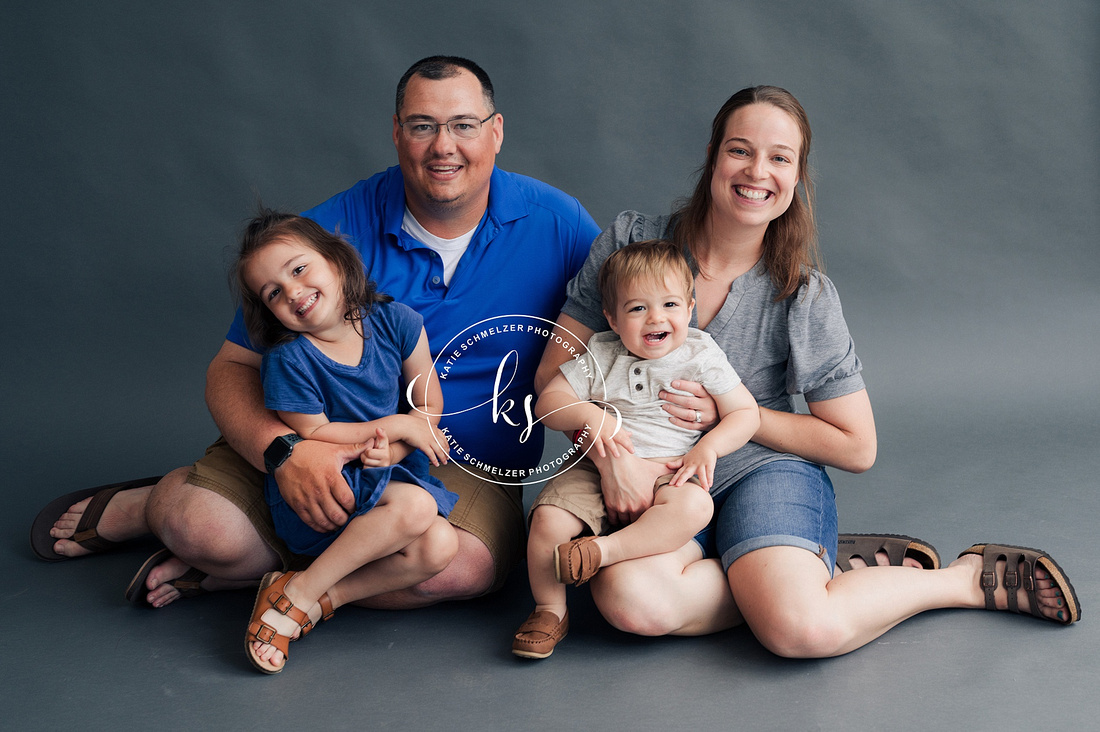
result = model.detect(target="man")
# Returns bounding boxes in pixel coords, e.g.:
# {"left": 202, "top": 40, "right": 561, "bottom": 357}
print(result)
{"left": 34, "top": 56, "right": 600, "bottom": 609}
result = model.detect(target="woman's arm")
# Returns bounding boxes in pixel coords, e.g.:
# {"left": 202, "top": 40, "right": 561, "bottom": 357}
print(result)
{"left": 753, "top": 388, "right": 877, "bottom": 473}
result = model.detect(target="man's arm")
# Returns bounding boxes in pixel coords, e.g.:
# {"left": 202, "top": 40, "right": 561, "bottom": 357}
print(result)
{"left": 205, "top": 340, "right": 360, "bottom": 532}
{"left": 205, "top": 341, "right": 280, "bottom": 469}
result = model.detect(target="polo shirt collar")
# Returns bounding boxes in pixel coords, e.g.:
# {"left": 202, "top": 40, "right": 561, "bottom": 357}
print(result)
{"left": 382, "top": 165, "right": 529, "bottom": 249}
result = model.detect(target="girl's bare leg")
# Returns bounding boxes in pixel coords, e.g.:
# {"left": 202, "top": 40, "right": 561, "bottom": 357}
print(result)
{"left": 336, "top": 516, "right": 458, "bottom": 606}
{"left": 250, "top": 482, "right": 438, "bottom": 668}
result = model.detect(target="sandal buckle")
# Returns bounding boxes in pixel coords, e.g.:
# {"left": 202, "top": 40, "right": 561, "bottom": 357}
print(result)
{"left": 980, "top": 570, "right": 996, "bottom": 590}
{"left": 254, "top": 624, "right": 276, "bottom": 644}
{"left": 1003, "top": 569, "right": 1019, "bottom": 589}
{"left": 271, "top": 592, "right": 294, "bottom": 615}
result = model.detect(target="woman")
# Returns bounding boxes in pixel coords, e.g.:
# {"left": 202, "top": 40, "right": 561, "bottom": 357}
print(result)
{"left": 533, "top": 86, "right": 1079, "bottom": 657}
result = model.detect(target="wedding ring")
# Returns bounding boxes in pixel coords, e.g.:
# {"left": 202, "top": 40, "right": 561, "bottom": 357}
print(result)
{"left": 694, "top": 409, "right": 702, "bottom": 423}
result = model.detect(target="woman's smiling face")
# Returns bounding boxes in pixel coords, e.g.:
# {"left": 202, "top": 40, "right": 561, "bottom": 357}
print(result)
{"left": 708, "top": 102, "right": 802, "bottom": 231}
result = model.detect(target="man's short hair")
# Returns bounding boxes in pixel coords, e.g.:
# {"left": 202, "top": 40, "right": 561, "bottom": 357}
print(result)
{"left": 395, "top": 56, "right": 495, "bottom": 115}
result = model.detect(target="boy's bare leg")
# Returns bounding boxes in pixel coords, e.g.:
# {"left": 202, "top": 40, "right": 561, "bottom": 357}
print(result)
{"left": 594, "top": 482, "right": 713, "bottom": 567}
{"left": 526, "top": 504, "right": 585, "bottom": 621}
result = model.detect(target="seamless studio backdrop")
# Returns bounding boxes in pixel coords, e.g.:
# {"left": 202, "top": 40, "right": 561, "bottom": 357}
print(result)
{"left": 3, "top": 2, "right": 1098, "bottom": 730}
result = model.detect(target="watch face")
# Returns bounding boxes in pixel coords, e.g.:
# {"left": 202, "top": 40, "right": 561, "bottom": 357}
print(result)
{"left": 264, "top": 435, "right": 297, "bottom": 472}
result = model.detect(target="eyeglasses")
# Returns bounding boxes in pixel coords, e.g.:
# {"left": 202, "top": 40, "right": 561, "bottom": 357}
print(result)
{"left": 397, "top": 114, "right": 495, "bottom": 141}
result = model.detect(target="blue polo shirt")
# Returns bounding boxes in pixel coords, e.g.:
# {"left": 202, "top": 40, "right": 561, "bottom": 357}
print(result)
{"left": 227, "top": 165, "right": 599, "bottom": 472}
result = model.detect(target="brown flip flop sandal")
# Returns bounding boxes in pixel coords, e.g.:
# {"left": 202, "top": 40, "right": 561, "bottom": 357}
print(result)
{"left": 125, "top": 548, "right": 209, "bottom": 607}
{"left": 836, "top": 533, "right": 941, "bottom": 572}
{"left": 30, "top": 476, "right": 162, "bottom": 562}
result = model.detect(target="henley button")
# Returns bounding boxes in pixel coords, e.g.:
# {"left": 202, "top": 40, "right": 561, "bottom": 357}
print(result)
{"left": 635, "top": 383, "right": 643, "bottom": 391}
{"left": 633, "top": 368, "right": 641, "bottom": 375}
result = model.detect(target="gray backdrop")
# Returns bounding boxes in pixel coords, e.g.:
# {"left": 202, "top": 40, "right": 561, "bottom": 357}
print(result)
{"left": 3, "top": 2, "right": 1098, "bottom": 730}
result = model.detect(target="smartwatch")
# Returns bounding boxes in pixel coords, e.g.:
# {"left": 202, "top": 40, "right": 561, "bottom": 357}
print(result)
{"left": 263, "top": 434, "right": 304, "bottom": 474}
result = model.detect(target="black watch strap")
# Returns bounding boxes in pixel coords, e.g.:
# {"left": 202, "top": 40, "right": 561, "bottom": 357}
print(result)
{"left": 263, "top": 434, "right": 304, "bottom": 474}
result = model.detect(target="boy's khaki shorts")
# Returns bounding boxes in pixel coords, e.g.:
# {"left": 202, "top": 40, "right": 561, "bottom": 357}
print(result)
{"left": 527, "top": 456, "right": 610, "bottom": 537}
{"left": 528, "top": 455, "right": 701, "bottom": 537}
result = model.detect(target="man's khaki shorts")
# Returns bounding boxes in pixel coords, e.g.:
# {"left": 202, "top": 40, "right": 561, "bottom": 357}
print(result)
{"left": 187, "top": 437, "right": 525, "bottom": 590}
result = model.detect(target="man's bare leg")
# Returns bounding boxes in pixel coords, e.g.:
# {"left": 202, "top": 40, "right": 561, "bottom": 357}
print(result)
{"left": 138, "top": 468, "right": 279, "bottom": 607}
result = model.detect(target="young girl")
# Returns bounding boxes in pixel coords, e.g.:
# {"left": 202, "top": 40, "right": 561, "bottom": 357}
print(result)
{"left": 235, "top": 209, "right": 459, "bottom": 674}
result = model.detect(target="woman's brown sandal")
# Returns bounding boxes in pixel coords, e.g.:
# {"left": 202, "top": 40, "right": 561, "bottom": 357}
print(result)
{"left": 836, "top": 533, "right": 941, "bottom": 572}
{"left": 958, "top": 543, "right": 1081, "bottom": 625}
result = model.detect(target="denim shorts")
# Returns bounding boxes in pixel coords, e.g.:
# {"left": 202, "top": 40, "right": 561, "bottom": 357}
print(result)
{"left": 693, "top": 459, "right": 837, "bottom": 575}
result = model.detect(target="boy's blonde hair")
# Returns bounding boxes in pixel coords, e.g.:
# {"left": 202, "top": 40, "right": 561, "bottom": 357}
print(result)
{"left": 598, "top": 239, "right": 694, "bottom": 311}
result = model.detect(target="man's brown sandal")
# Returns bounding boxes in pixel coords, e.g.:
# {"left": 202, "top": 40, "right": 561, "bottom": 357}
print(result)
{"left": 125, "top": 548, "right": 208, "bottom": 607}
{"left": 512, "top": 610, "right": 569, "bottom": 659}
{"left": 959, "top": 543, "right": 1081, "bottom": 625}
{"left": 555, "top": 537, "right": 602, "bottom": 585}
{"left": 836, "top": 533, "right": 941, "bottom": 572}
{"left": 30, "top": 476, "right": 163, "bottom": 561}
{"left": 245, "top": 572, "right": 333, "bottom": 674}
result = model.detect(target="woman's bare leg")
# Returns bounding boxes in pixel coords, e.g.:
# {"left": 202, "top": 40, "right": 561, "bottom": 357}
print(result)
{"left": 729, "top": 546, "right": 1068, "bottom": 658}
{"left": 592, "top": 542, "right": 743, "bottom": 636}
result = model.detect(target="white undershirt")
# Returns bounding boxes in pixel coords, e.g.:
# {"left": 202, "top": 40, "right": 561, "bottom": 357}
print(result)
{"left": 401, "top": 207, "right": 476, "bottom": 286}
